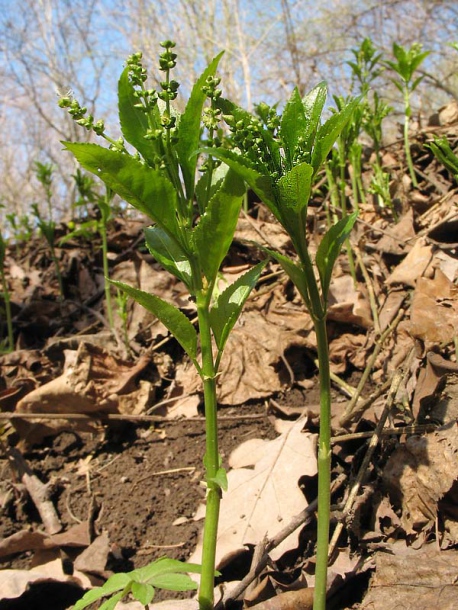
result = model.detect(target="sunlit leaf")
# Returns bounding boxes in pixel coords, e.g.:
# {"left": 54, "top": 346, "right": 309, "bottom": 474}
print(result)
{"left": 315, "top": 211, "right": 358, "bottom": 302}
{"left": 62, "top": 143, "right": 181, "bottom": 238}
{"left": 192, "top": 168, "right": 245, "bottom": 282}
{"left": 110, "top": 280, "right": 198, "bottom": 362}
{"left": 131, "top": 582, "right": 155, "bottom": 605}
{"left": 210, "top": 260, "right": 267, "bottom": 352}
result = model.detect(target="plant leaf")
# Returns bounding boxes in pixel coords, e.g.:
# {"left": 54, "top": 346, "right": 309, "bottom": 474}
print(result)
{"left": 118, "top": 66, "right": 156, "bottom": 164}
{"left": 176, "top": 52, "right": 224, "bottom": 199}
{"left": 301, "top": 81, "right": 328, "bottom": 154}
{"left": 210, "top": 260, "right": 267, "bottom": 352}
{"left": 209, "top": 466, "right": 228, "bottom": 492}
{"left": 192, "top": 168, "right": 245, "bottom": 282}
{"left": 150, "top": 573, "right": 200, "bottom": 591}
{"left": 280, "top": 88, "right": 307, "bottom": 168}
{"left": 98, "top": 591, "right": 126, "bottom": 610}
{"left": 311, "top": 97, "right": 360, "bottom": 173}
{"left": 277, "top": 162, "right": 313, "bottom": 214}
{"left": 62, "top": 143, "right": 180, "bottom": 238}
{"left": 200, "top": 147, "right": 279, "bottom": 219}
{"left": 109, "top": 280, "right": 198, "bottom": 361}
{"left": 72, "top": 573, "right": 131, "bottom": 610}
{"left": 131, "top": 581, "right": 155, "bottom": 605}
{"left": 144, "top": 226, "right": 192, "bottom": 288}
{"left": 136, "top": 557, "right": 203, "bottom": 579}
{"left": 315, "top": 211, "right": 358, "bottom": 302}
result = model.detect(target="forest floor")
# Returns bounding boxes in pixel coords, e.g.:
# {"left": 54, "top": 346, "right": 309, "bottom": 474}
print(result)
{"left": 1, "top": 103, "right": 458, "bottom": 610}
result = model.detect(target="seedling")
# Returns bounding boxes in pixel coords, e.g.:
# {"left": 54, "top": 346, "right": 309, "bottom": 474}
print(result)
{"left": 208, "top": 83, "right": 359, "bottom": 610}
{"left": 73, "top": 557, "right": 205, "bottom": 610}
{"left": 384, "top": 42, "right": 430, "bottom": 188}
{"left": 426, "top": 135, "right": 458, "bottom": 181}
{"left": 61, "top": 43, "right": 266, "bottom": 610}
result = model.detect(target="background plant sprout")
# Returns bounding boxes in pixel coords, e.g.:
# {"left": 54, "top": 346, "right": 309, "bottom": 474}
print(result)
{"left": 384, "top": 42, "right": 430, "bottom": 189}
{"left": 61, "top": 42, "right": 266, "bottom": 610}
{"left": 206, "top": 83, "right": 359, "bottom": 610}
{"left": 0, "top": 231, "right": 14, "bottom": 353}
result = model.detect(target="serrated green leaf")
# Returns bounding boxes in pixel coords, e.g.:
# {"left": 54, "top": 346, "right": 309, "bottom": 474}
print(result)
{"left": 192, "top": 168, "right": 245, "bottom": 282}
{"left": 210, "top": 260, "right": 267, "bottom": 352}
{"left": 144, "top": 226, "right": 192, "bottom": 288}
{"left": 195, "top": 162, "right": 227, "bottom": 213}
{"left": 62, "top": 143, "right": 180, "bottom": 238}
{"left": 311, "top": 97, "right": 360, "bottom": 173}
{"left": 131, "top": 581, "right": 155, "bottom": 605}
{"left": 280, "top": 88, "right": 307, "bottom": 168}
{"left": 176, "top": 52, "right": 224, "bottom": 199}
{"left": 118, "top": 67, "right": 156, "bottom": 164}
{"left": 202, "top": 144, "right": 276, "bottom": 202}
{"left": 316, "top": 212, "right": 358, "bottom": 302}
{"left": 301, "top": 81, "right": 328, "bottom": 152}
{"left": 110, "top": 280, "right": 198, "bottom": 361}
{"left": 277, "top": 162, "right": 313, "bottom": 213}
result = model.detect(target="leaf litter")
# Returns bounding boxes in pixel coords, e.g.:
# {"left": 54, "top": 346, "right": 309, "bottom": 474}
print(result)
{"left": 2, "top": 104, "right": 458, "bottom": 609}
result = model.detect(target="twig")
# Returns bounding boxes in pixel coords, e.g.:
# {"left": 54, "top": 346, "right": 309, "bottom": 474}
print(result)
{"left": 327, "top": 349, "right": 415, "bottom": 559}
{"left": 218, "top": 474, "right": 347, "bottom": 609}
{"left": 0, "top": 411, "right": 267, "bottom": 423}
{"left": 339, "top": 307, "right": 405, "bottom": 427}
{"left": 353, "top": 244, "right": 380, "bottom": 334}
{"left": 331, "top": 422, "right": 439, "bottom": 444}
{"left": 131, "top": 466, "right": 196, "bottom": 491}
{"left": 1, "top": 442, "right": 62, "bottom": 534}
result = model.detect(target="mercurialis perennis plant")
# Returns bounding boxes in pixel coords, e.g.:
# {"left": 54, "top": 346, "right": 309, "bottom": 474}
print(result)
{"left": 61, "top": 42, "right": 266, "bottom": 610}
{"left": 204, "top": 83, "right": 359, "bottom": 610}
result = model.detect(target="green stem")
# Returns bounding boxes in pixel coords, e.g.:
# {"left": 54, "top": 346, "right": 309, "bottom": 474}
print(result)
{"left": 312, "top": 315, "right": 332, "bottom": 610}
{"left": 403, "top": 88, "right": 417, "bottom": 188}
{"left": 196, "top": 289, "right": 221, "bottom": 610}
{"left": 1, "top": 271, "right": 14, "bottom": 351}
{"left": 100, "top": 221, "right": 114, "bottom": 329}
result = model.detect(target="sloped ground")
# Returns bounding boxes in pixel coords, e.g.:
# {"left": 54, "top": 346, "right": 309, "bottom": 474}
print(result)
{"left": 1, "top": 103, "right": 458, "bottom": 610}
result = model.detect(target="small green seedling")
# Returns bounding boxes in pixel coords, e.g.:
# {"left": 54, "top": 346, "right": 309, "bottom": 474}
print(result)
{"left": 61, "top": 42, "right": 266, "bottom": 610}
{"left": 73, "top": 557, "right": 205, "bottom": 610}
{"left": 0, "top": 231, "right": 14, "bottom": 352}
{"left": 384, "top": 42, "right": 430, "bottom": 188}
{"left": 426, "top": 136, "right": 458, "bottom": 181}
{"left": 208, "top": 83, "right": 359, "bottom": 610}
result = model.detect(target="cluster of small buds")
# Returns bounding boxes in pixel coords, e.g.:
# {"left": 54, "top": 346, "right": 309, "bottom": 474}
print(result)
{"left": 158, "top": 40, "right": 177, "bottom": 72}
{"left": 58, "top": 96, "right": 105, "bottom": 136}
{"left": 202, "top": 76, "right": 222, "bottom": 131}
{"left": 255, "top": 102, "right": 280, "bottom": 133}
{"left": 158, "top": 79, "right": 179, "bottom": 103}
{"left": 126, "top": 52, "right": 147, "bottom": 87}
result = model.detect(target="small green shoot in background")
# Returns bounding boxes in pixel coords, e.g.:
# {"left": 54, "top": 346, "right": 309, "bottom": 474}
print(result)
{"left": 0, "top": 231, "right": 14, "bottom": 352}
{"left": 384, "top": 42, "right": 430, "bottom": 188}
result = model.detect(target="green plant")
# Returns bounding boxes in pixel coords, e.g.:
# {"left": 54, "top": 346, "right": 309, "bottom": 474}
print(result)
{"left": 61, "top": 43, "right": 266, "bottom": 610}
{"left": 73, "top": 557, "right": 204, "bottom": 610}
{"left": 384, "top": 42, "right": 430, "bottom": 188}
{"left": 0, "top": 231, "right": 14, "bottom": 352}
{"left": 208, "top": 83, "right": 359, "bottom": 610}
{"left": 426, "top": 136, "right": 458, "bottom": 181}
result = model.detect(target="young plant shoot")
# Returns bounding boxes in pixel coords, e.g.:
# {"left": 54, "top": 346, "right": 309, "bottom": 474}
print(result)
{"left": 61, "top": 43, "right": 266, "bottom": 610}
{"left": 384, "top": 42, "right": 430, "bottom": 188}
{"left": 206, "top": 84, "right": 359, "bottom": 610}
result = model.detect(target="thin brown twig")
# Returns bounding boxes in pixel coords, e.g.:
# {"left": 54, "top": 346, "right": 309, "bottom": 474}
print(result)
{"left": 339, "top": 307, "right": 405, "bottom": 427}
{"left": 327, "top": 349, "right": 415, "bottom": 559}
{"left": 218, "top": 474, "right": 347, "bottom": 609}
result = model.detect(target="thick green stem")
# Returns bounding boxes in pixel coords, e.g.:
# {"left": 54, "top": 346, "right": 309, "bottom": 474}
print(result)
{"left": 312, "top": 315, "right": 332, "bottom": 610}
{"left": 196, "top": 290, "right": 221, "bottom": 610}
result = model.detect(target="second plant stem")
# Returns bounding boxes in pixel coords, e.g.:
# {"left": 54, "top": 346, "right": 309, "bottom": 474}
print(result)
{"left": 197, "top": 289, "right": 221, "bottom": 610}
{"left": 312, "top": 315, "right": 332, "bottom": 610}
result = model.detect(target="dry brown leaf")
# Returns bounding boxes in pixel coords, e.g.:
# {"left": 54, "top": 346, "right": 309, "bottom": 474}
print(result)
{"left": 410, "top": 269, "right": 458, "bottom": 345}
{"left": 386, "top": 237, "right": 433, "bottom": 286}
{"left": 247, "top": 587, "right": 314, "bottom": 610}
{"left": 327, "top": 276, "right": 373, "bottom": 329}
{"left": 383, "top": 424, "right": 458, "bottom": 534}
{"left": 189, "top": 419, "right": 317, "bottom": 569}
{"left": 360, "top": 544, "right": 458, "bottom": 610}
